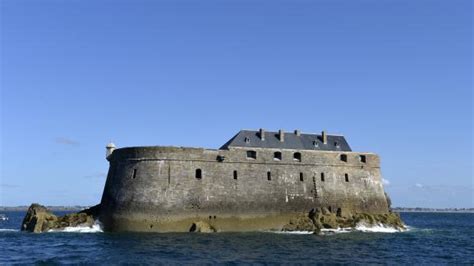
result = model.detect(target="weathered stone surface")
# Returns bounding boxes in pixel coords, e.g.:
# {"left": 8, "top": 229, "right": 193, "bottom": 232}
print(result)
{"left": 353, "top": 212, "right": 405, "bottom": 229}
{"left": 320, "top": 213, "right": 339, "bottom": 229}
{"left": 21, "top": 204, "right": 99, "bottom": 233}
{"left": 282, "top": 215, "right": 315, "bottom": 231}
{"left": 100, "top": 144, "right": 392, "bottom": 232}
{"left": 21, "top": 204, "right": 58, "bottom": 233}
{"left": 281, "top": 210, "right": 406, "bottom": 233}
{"left": 189, "top": 221, "right": 216, "bottom": 233}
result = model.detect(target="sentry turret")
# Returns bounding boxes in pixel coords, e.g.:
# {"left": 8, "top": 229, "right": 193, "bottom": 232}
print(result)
{"left": 106, "top": 142, "right": 116, "bottom": 160}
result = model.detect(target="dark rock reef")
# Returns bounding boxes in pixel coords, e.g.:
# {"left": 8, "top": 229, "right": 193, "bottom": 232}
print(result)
{"left": 21, "top": 203, "right": 404, "bottom": 234}
{"left": 282, "top": 208, "right": 405, "bottom": 234}
{"left": 21, "top": 203, "right": 100, "bottom": 233}
{"left": 189, "top": 221, "right": 217, "bottom": 233}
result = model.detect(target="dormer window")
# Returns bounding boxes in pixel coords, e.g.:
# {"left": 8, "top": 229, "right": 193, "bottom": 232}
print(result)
{"left": 246, "top": 150, "right": 257, "bottom": 159}
{"left": 274, "top": 151, "right": 282, "bottom": 161}
{"left": 293, "top": 152, "right": 301, "bottom": 162}
{"left": 244, "top": 137, "right": 250, "bottom": 144}
{"left": 334, "top": 141, "right": 340, "bottom": 148}
{"left": 312, "top": 140, "right": 319, "bottom": 148}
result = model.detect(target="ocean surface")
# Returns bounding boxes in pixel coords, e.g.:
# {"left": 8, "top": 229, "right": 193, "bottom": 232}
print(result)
{"left": 0, "top": 211, "right": 473, "bottom": 264}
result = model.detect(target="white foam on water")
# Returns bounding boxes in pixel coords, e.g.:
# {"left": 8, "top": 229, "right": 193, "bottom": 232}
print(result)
{"left": 267, "top": 230, "right": 314, "bottom": 235}
{"left": 320, "top": 227, "right": 353, "bottom": 234}
{"left": 268, "top": 223, "right": 409, "bottom": 235}
{"left": 0, "top": 229, "right": 18, "bottom": 232}
{"left": 354, "top": 222, "right": 406, "bottom": 233}
{"left": 48, "top": 221, "right": 103, "bottom": 233}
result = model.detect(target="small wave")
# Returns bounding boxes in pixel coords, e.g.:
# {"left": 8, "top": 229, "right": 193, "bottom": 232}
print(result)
{"left": 48, "top": 222, "right": 103, "bottom": 233}
{"left": 354, "top": 222, "right": 406, "bottom": 233}
{"left": 320, "top": 227, "right": 352, "bottom": 234}
{"left": 267, "top": 223, "right": 408, "bottom": 235}
{"left": 0, "top": 228, "right": 18, "bottom": 232}
{"left": 271, "top": 230, "right": 314, "bottom": 235}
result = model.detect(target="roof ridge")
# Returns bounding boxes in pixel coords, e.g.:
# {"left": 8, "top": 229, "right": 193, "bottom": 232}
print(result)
{"left": 238, "top": 129, "right": 344, "bottom": 136}
{"left": 222, "top": 130, "right": 352, "bottom": 151}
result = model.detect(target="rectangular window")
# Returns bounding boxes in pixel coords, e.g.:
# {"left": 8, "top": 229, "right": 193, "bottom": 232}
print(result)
{"left": 233, "top": 170, "right": 238, "bottom": 180}
{"left": 274, "top": 151, "right": 282, "bottom": 161}
{"left": 267, "top": 171, "right": 272, "bottom": 181}
{"left": 345, "top": 173, "right": 349, "bottom": 182}
{"left": 300, "top": 172, "right": 304, "bottom": 182}
{"left": 293, "top": 152, "right": 302, "bottom": 162}
{"left": 246, "top": 150, "right": 257, "bottom": 160}
{"left": 321, "top": 173, "right": 325, "bottom": 182}
{"left": 195, "top": 169, "right": 202, "bottom": 179}
{"left": 360, "top": 155, "right": 367, "bottom": 163}
{"left": 132, "top": 169, "right": 137, "bottom": 179}
{"left": 340, "top": 154, "right": 347, "bottom": 162}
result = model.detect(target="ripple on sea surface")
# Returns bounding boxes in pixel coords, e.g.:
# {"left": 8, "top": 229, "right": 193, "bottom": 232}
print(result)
{"left": 0, "top": 212, "right": 473, "bottom": 264}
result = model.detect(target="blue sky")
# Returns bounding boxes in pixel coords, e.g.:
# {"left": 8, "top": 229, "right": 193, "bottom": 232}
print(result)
{"left": 1, "top": 0, "right": 472, "bottom": 207}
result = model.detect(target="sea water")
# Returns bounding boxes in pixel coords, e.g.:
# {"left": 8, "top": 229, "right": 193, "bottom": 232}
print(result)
{"left": 1, "top": 211, "right": 473, "bottom": 264}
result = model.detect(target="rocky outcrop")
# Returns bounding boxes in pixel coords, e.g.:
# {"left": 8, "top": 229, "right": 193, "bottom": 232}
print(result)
{"left": 21, "top": 203, "right": 100, "bottom": 233}
{"left": 189, "top": 221, "right": 216, "bottom": 233}
{"left": 282, "top": 208, "right": 405, "bottom": 234}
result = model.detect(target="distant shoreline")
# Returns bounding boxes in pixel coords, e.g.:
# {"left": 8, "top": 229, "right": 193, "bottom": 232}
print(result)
{"left": 392, "top": 207, "right": 474, "bottom": 213}
{"left": 1, "top": 206, "right": 473, "bottom": 213}
{"left": 0, "top": 206, "right": 90, "bottom": 212}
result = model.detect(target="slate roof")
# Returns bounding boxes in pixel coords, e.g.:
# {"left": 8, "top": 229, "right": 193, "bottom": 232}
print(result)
{"left": 220, "top": 130, "right": 352, "bottom": 151}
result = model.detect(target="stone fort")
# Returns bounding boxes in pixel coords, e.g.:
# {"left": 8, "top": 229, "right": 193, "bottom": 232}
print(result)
{"left": 99, "top": 129, "right": 390, "bottom": 232}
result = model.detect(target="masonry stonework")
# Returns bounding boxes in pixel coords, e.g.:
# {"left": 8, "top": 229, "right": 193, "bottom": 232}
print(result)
{"left": 99, "top": 130, "right": 391, "bottom": 232}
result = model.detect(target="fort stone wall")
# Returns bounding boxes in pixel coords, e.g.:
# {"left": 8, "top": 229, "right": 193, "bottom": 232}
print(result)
{"left": 99, "top": 146, "right": 389, "bottom": 232}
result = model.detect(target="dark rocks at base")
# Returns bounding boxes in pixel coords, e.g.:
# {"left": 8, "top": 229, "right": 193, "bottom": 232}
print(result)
{"left": 282, "top": 216, "right": 316, "bottom": 232}
{"left": 282, "top": 208, "right": 406, "bottom": 234}
{"left": 21, "top": 203, "right": 100, "bottom": 233}
{"left": 20, "top": 204, "right": 58, "bottom": 233}
{"left": 352, "top": 212, "right": 405, "bottom": 229}
{"left": 189, "top": 221, "right": 216, "bottom": 233}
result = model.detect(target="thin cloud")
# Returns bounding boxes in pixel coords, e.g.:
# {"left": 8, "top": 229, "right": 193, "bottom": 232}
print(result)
{"left": 415, "top": 183, "right": 424, "bottom": 188}
{"left": 382, "top": 178, "right": 390, "bottom": 186}
{"left": 0, "top": 183, "right": 20, "bottom": 188}
{"left": 55, "top": 137, "right": 80, "bottom": 146}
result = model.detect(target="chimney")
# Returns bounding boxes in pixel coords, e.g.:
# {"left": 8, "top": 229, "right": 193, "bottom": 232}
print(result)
{"left": 259, "top": 128, "right": 265, "bottom": 141}
{"left": 278, "top": 129, "right": 285, "bottom": 142}
{"left": 322, "top": 130, "right": 327, "bottom": 144}
{"left": 294, "top": 130, "right": 301, "bottom": 136}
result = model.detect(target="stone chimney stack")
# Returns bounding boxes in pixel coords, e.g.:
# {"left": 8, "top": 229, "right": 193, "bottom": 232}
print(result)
{"left": 259, "top": 128, "right": 265, "bottom": 141}
{"left": 322, "top": 131, "right": 327, "bottom": 144}
{"left": 294, "top": 130, "right": 301, "bottom": 136}
{"left": 278, "top": 129, "right": 285, "bottom": 142}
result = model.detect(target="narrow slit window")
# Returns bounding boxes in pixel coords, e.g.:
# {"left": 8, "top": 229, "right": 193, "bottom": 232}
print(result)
{"left": 233, "top": 170, "right": 238, "bottom": 180}
{"left": 132, "top": 169, "right": 137, "bottom": 179}
{"left": 246, "top": 150, "right": 257, "bottom": 159}
{"left": 345, "top": 173, "right": 349, "bottom": 182}
{"left": 267, "top": 171, "right": 272, "bottom": 181}
{"left": 293, "top": 152, "right": 302, "bottom": 162}
{"left": 274, "top": 151, "right": 282, "bottom": 161}
{"left": 340, "top": 154, "right": 347, "bottom": 162}
{"left": 195, "top": 169, "right": 202, "bottom": 179}
{"left": 360, "top": 155, "right": 367, "bottom": 163}
{"left": 299, "top": 172, "right": 304, "bottom": 182}
{"left": 321, "top": 173, "right": 325, "bottom": 182}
